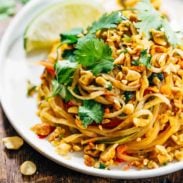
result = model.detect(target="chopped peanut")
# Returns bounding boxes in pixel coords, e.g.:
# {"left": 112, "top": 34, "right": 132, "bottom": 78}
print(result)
{"left": 20, "top": 161, "right": 37, "bottom": 176}
{"left": 73, "top": 145, "right": 82, "bottom": 152}
{"left": 68, "top": 106, "right": 78, "bottom": 114}
{"left": 151, "top": 29, "right": 167, "bottom": 46}
{"left": 56, "top": 142, "right": 71, "bottom": 156}
{"left": 155, "top": 145, "right": 172, "bottom": 165}
{"left": 32, "top": 123, "right": 54, "bottom": 136}
{"left": 174, "top": 150, "right": 183, "bottom": 161}
{"left": 84, "top": 155, "right": 95, "bottom": 167}
{"left": 126, "top": 70, "right": 141, "bottom": 81}
{"left": 2, "top": 136, "right": 24, "bottom": 150}
{"left": 100, "top": 144, "right": 118, "bottom": 162}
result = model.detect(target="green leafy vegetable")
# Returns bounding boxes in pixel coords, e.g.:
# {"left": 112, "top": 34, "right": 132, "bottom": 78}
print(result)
{"left": 62, "top": 49, "right": 75, "bottom": 62}
{"left": 91, "top": 60, "right": 114, "bottom": 76}
{"left": 88, "top": 11, "right": 126, "bottom": 34}
{"left": 54, "top": 60, "right": 78, "bottom": 85}
{"left": 148, "top": 73, "right": 164, "bottom": 85}
{"left": 133, "top": 50, "right": 151, "bottom": 68}
{"left": 124, "top": 91, "right": 134, "bottom": 102}
{"left": 99, "top": 163, "right": 106, "bottom": 169}
{"left": 78, "top": 100, "right": 104, "bottom": 127}
{"left": 0, "top": 0, "right": 15, "bottom": 19}
{"left": 135, "top": 0, "right": 180, "bottom": 46}
{"left": 60, "top": 28, "right": 83, "bottom": 44}
{"left": 52, "top": 60, "right": 77, "bottom": 100}
{"left": 75, "top": 36, "right": 113, "bottom": 75}
{"left": 135, "top": 0, "right": 162, "bottom": 38}
{"left": 162, "top": 20, "right": 181, "bottom": 46}
{"left": 52, "top": 80, "right": 72, "bottom": 101}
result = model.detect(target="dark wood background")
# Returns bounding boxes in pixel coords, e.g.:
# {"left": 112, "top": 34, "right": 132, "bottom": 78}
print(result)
{"left": 0, "top": 107, "right": 183, "bottom": 183}
{"left": 0, "top": 1, "right": 183, "bottom": 183}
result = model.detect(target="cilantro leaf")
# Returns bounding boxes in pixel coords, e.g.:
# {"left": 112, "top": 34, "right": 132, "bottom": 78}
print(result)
{"left": 135, "top": 0, "right": 180, "bottom": 46}
{"left": 162, "top": 20, "right": 181, "bottom": 46}
{"left": 133, "top": 50, "right": 151, "bottom": 68}
{"left": 60, "top": 28, "right": 83, "bottom": 44}
{"left": 52, "top": 80, "right": 72, "bottom": 101}
{"left": 91, "top": 60, "right": 114, "bottom": 75}
{"left": 135, "top": 0, "right": 162, "bottom": 38}
{"left": 75, "top": 36, "right": 113, "bottom": 75}
{"left": 78, "top": 100, "right": 104, "bottom": 127}
{"left": 54, "top": 60, "right": 78, "bottom": 85}
{"left": 124, "top": 91, "right": 134, "bottom": 102}
{"left": 62, "top": 49, "right": 75, "bottom": 62}
{"left": 88, "top": 11, "right": 126, "bottom": 34}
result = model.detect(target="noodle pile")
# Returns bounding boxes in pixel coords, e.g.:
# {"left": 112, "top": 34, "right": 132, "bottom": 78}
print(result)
{"left": 32, "top": 0, "right": 183, "bottom": 170}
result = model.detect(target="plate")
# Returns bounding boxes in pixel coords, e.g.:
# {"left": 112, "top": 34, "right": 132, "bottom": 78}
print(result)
{"left": 0, "top": 0, "right": 183, "bottom": 179}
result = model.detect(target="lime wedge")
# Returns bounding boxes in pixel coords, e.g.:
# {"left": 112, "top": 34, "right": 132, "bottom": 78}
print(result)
{"left": 24, "top": 0, "right": 104, "bottom": 53}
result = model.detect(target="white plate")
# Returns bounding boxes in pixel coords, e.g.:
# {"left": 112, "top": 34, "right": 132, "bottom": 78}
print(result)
{"left": 0, "top": 0, "right": 183, "bottom": 179}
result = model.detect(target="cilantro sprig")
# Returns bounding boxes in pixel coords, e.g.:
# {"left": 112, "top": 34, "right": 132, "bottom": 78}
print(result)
{"left": 52, "top": 60, "right": 78, "bottom": 101}
{"left": 75, "top": 36, "right": 114, "bottom": 75}
{"left": 78, "top": 100, "right": 104, "bottom": 127}
{"left": 60, "top": 28, "right": 83, "bottom": 44}
{"left": 88, "top": 11, "right": 126, "bottom": 34}
{"left": 135, "top": 0, "right": 180, "bottom": 46}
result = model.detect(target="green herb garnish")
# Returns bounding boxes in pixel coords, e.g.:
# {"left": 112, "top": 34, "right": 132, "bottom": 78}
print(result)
{"left": 75, "top": 36, "right": 113, "bottom": 75}
{"left": 132, "top": 50, "right": 151, "bottom": 68}
{"left": 52, "top": 60, "right": 77, "bottom": 100}
{"left": 99, "top": 163, "right": 106, "bottom": 169}
{"left": 124, "top": 91, "right": 134, "bottom": 102}
{"left": 88, "top": 11, "right": 126, "bottom": 34}
{"left": 148, "top": 73, "right": 164, "bottom": 85}
{"left": 135, "top": 0, "right": 180, "bottom": 46}
{"left": 52, "top": 80, "right": 72, "bottom": 101}
{"left": 60, "top": 28, "right": 83, "bottom": 44}
{"left": 62, "top": 49, "right": 75, "bottom": 62}
{"left": 54, "top": 60, "right": 78, "bottom": 85}
{"left": 78, "top": 100, "right": 104, "bottom": 127}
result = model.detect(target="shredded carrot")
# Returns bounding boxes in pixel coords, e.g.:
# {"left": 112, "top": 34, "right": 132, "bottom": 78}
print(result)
{"left": 160, "top": 85, "right": 172, "bottom": 96}
{"left": 37, "top": 61, "right": 54, "bottom": 70}
{"left": 104, "top": 108, "right": 110, "bottom": 114}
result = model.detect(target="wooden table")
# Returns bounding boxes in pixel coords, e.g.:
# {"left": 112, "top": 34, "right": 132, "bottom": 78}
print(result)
{"left": 0, "top": 2, "right": 183, "bottom": 183}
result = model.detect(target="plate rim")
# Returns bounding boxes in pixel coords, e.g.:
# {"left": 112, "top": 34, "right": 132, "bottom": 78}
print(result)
{"left": 0, "top": 0, "right": 183, "bottom": 179}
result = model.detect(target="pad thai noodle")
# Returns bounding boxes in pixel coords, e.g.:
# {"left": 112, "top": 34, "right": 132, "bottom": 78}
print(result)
{"left": 32, "top": 0, "right": 183, "bottom": 169}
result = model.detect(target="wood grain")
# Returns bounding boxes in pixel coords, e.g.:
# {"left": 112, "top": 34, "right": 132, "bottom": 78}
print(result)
{"left": 1, "top": 105, "right": 183, "bottom": 183}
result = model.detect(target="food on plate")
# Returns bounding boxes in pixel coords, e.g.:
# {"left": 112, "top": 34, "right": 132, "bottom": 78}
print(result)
{"left": 20, "top": 161, "right": 37, "bottom": 175}
{"left": 2, "top": 136, "right": 24, "bottom": 150}
{"left": 29, "top": 0, "right": 183, "bottom": 170}
{"left": 24, "top": 0, "right": 104, "bottom": 53}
